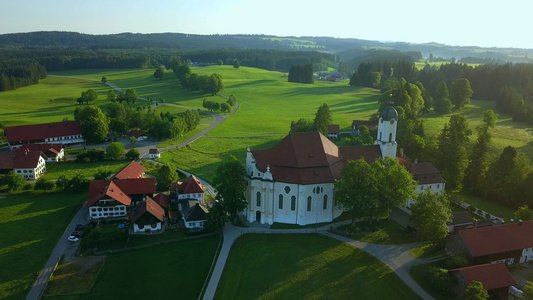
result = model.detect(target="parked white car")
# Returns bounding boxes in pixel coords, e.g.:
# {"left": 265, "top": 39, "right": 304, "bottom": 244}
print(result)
{"left": 67, "top": 235, "right": 79, "bottom": 242}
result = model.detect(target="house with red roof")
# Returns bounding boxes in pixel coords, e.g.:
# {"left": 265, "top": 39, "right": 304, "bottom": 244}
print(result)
{"left": 112, "top": 161, "right": 145, "bottom": 180}
{"left": 130, "top": 196, "right": 166, "bottom": 233}
{"left": 148, "top": 148, "right": 160, "bottom": 159}
{"left": 450, "top": 263, "right": 515, "bottom": 299}
{"left": 4, "top": 121, "right": 83, "bottom": 149}
{"left": 171, "top": 175, "right": 205, "bottom": 205}
{"left": 127, "top": 130, "right": 147, "bottom": 141}
{"left": 245, "top": 102, "right": 445, "bottom": 225}
{"left": 16, "top": 144, "right": 64, "bottom": 162}
{"left": 0, "top": 150, "right": 47, "bottom": 179}
{"left": 327, "top": 125, "right": 340, "bottom": 140}
{"left": 448, "top": 220, "right": 533, "bottom": 265}
{"left": 352, "top": 120, "right": 376, "bottom": 134}
{"left": 86, "top": 178, "right": 155, "bottom": 220}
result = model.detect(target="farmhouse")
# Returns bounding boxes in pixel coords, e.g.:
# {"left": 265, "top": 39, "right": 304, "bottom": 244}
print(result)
{"left": 447, "top": 220, "right": 533, "bottom": 265}
{"left": 112, "top": 160, "right": 145, "bottom": 179}
{"left": 148, "top": 148, "right": 160, "bottom": 159}
{"left": 245, "top": 102, "right": 445, "bottom": 225}
{"left": 327, "top": 125, "right": 340, "bottom": 139}
{"left": 170, "top": 175, "right": 205, "bottom": 205}
{"left": 16, "top": 143, "right": 64, "bottom": 162}
{"left": 0, "top": 150, "right": 47, "bottom": 179}
{"left": 4, "top": 121, "right": 83, "bottom": 149}
{"left": 450, "top": 263, "right": 515, "bottom": 299}
{"left": 352, "top": 120, "right": 376, "bottom": 134}
{"left": 130, "top": 196, "right": 166, "bottom": 233}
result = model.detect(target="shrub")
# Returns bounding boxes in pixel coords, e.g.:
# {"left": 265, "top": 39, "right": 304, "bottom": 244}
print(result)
{"left": 445, "top": 254, "right": 469, "bottom": 269}
{"left": 34, "top": 178, "right": 55, "bottom": 191}
{"left": 427, "top": 267, "right": 454, "bottom": 292}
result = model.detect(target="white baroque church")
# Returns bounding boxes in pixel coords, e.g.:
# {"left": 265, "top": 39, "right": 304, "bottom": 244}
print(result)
{"left": 244, "top": 102, "right": 445, "bottom": 225}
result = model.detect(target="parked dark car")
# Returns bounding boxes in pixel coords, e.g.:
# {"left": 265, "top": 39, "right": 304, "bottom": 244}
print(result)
{"left": 71, "top": 231, "right": 83, "bottom": 238}
{"left": 75, "top": 224, "right": 84, "bottom": 231}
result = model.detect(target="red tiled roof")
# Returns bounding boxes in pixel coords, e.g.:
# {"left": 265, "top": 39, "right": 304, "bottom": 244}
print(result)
{"left": 352, "top": 120, "right": 376, "bottom": 129}
{"left": 177, "top": 175, "right": 204, "bottom": 194}
{"left": 4, "top": 121, "right": 82, "bottom": 143}
{"left": 460, "top": 220, "right": 533, "bottom": 257}
{"left": 149, "top": 149, "right": 160, "bottom": 154}
{"left": 153, "top": 193, "right": 169, "bottom": 209}
{"left": 130, "top": 197, "right": 165, "bottom": 223}
{"left": 409, "top": 162, "right": 445, "bottom": 184}
{"left": 113, "top": 161, "right": 145, "bottom": 179}
{"left": 86, "top": 181, "right": 132, "bottom": 208}
{"left": 89, "top": 178, "right": 156, "bottom": 199}
{"left": 13, "top": 151, "right": 44, "bottom": 168}
{"left": 127, "top": 130, "right": 145, "bottom": 138}
{"left": 328, "top": 125, "right": 340, "bottom": 134}
{"left": 450, "top": 263, "right": 515, "bottom": 291}
{"left": 17, "top": 144, "right": 62, "bottom": 156}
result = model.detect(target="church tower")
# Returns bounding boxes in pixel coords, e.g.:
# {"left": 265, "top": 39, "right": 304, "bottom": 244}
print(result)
{"left": 375, "top": 100, "right": 398, "bottom": 159}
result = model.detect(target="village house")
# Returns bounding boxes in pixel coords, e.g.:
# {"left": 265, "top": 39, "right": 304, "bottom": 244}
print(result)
{"left": 245, "top": 102, "right": 445, "bottom": 225}
{"left": 180, "top": 201, "right": 208, "bottom": 230}
{"left": 112, "top": 160, "right": 145, "bottom": 180}
{"left": 16, "top": 143, "right": 64, "bottom": 162}
{"left": 327, "top": 125, "right": 340, "bottom": 140}
{"left": 148, "top": 148, "right": 160, "bottom": 159}
{"left": 447, "top": 220, "right": 533, "bottom": 265}
{"left": 450, "top": 263, "right": 515, "bottom": 299}
{"left": 129, "top": 196, "right": 166, "bottom": 233}
{"left": 170, "top": 175, "right": 205, "bottom": 205}
{"left": 127, "top": 130, "right": 147, "bottom": 141}
{"left": 352, "top": 120, "right": 376, "bottom": 135}
{"left": 4, "top": 121, "right": 83, "bottom": 149}
{"left": 0, "top": 150, "right": 47, "bottom": 180}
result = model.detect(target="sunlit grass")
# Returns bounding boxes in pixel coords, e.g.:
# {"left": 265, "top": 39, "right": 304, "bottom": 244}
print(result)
{"left": 215, "top": 234, "right": 421, "bottom": 299}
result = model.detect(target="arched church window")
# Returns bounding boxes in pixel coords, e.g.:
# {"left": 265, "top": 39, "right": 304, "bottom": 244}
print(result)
{"left": 379, "top": 132, "right": 382, "bottom": 141}
{"left": 256, "top": 192, "right": 261, "bottom": 207}
{"left": 323, "top": 195, "right": 328, "bottom": 209}
{"left": 389, "top": 133, "right": 392, "bottom": 142}
{"left": 316, "top": 186, "right": 320, "bottom": 194}
{"left": 307, "top": 196, "right": 312, "bottom": 211}
{"left": 291, "top": 196, "right": 296, "bottom": 211}
{"left": 279, "top": 194, "right": 283, "bottom": 209}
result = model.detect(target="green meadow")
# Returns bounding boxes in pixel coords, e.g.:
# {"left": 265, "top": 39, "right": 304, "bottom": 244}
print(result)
{"left": 215, "top": 234, "right": 421, "bottom": 299}
{"left": 0, "top": 191, "right": 86, "bottom": 300}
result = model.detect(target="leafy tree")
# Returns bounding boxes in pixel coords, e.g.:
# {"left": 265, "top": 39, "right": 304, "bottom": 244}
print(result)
{"left": 55, "top": 174, "right": 69, "bottom": 190}
{"left": 0, "top": 171, "right": 26, "bottom": 191}
{"left": 410, "top": 190, "right": 452, "bottom": 245}
{"left": 514, "top": 205, "right": 533, "bottom": 221}
{"left": 183, "top": 109, "right": 200, "bottom": 131}
{"left": 78, "top": 89, "right": 98, "bottom": 104}
{"left": 463, "top": 281, "right": 488, "bottom": 300}
{"left": 94, "top": 168, "right": 112, "bottom": 180}
{"left": 34, "top": 178, "right": 55, "bottom": 191}
{"left": 69, "top": 172, "right": 90, "bottom": 192}
{"left": 109, "top": 119, "right": 128, "bottom": 136}
{"left": 427, "top": 267, "right": 454, "bottom": 293}
{"left": 434, "top": 81, "right": 452, "bottom": 114}
{"left": 130, "top": 136, "right": 137, "bottom": 145}
{"left": 523, "top": 281, "right": 533, "bottom": 300}
{"left": 463, "top": 110, "right": 497, "bottom": 195}
{"left": 213, "top": 155, "right": 247, "bottom": 224}
{"left": 217, "top": 59, "right": 223, "bottom": 66}
{"left": 445, "top": 254, "right": 469, "bottom": 269}
{"left": 106, "top": 142, "right": 125, "bottom": 160}
{"left": 107, "top": 90, "right": 117, "bottom": 102}
{"left": 206, "top": 73, "right": 224, "bottom": 96}
{"left": 73, "top": 105, "right": 109, "bottom": 143}
{"left": 233, "top": 59, "right": 240, "bottom": 69}
{"left": 156, "top": 164, "right": 179, "bottom": 191}
{"left": 124, "top": 88, "right": 138, "bottom": 104}
{"left": 204, "top": 201, "right": 228, "bottom": 232}
{"left": 450, "top": 78, "right": 473, "bottom": 109}
{"left": 170, "top": 117, "right": 187, "bottom": 138}
{"left": 125, "top": 148, "right": 140, "bottom": 161}
{"left": 154, "top": 66, "right": 165, "bottom": 80}
{"left": 312, "top": 103, "right": 332, "bottom": 135}
{"left": 437, "top": 114, "right": 471, "bottom": 191}
{"left": 101, "top": 76, "right": 107, "bottom": 84}
{"left": 227, "top": 94, "right": 236, "bottom": 107}
{"left": 220, "top": 102, "right": 231, "bottom": 113}
{"left": 486, "top": 146, "right": 533, "bottom": 205}
{"left": 381, "top": 78, "right": 423, "bottom": 119}
{"left": 291, "top": 118, "right": 313, "bottom": 133}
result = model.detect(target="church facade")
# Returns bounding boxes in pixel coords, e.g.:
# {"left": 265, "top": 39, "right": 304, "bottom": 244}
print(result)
{"left": 245, "top": 102, "right": 445, "bottom": 225}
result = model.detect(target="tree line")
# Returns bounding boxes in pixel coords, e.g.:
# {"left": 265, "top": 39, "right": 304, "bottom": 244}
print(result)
{"left": 0, "top": 62, "right": 47, "bottom": 92}
{"left": 168, "top": 59, "right": 224, "bottom": 96}
{"left": 288, "top": 64, "right": 314, "bottom": 84}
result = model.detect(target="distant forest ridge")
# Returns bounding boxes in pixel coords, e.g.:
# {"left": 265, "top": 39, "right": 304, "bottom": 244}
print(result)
{"left": 1, "top": 31, "right": 533, "bottom": 63}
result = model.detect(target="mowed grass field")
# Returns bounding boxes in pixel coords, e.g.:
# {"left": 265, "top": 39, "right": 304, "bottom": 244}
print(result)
{"left": 0, "top": 191, "right": 86, "bottom": 300}
{"left": 215, "top": 234, "right": 421, "bottom": 299}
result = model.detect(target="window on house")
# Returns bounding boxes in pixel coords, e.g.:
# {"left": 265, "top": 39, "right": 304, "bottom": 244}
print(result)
{"left": 389, "top": 133, "right": 392, "bottom": 142}
{"left": 379, "top": 132, "right": 382, "bottom": 140}
{"left": 256, "top": 192, "right": 261, "bottom": 207}
{"left": 291, "top": 196, "right": 296, "bottom": 211}
{"left": 323, "top": 195, "right": 328, "bottom": 210}
{"left": 307, "top": 196, "right": 312, "bottom": 211}
{"left": 437, "top": 184, "right": 440, "bottom": 189}
{"left": 279, "top": 194, "right": 283, "bottom": 209}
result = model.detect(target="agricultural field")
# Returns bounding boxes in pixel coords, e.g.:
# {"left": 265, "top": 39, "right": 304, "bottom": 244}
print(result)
{"left": 0, "top": 191, "right": 86, "bottom": 300}
{"left": 215, "top": 234, "right": 421, "bottom": 299}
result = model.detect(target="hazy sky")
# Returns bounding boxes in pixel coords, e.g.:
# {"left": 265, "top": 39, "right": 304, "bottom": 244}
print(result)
{"left": 1, "top": 0, "right": 531, "bottom": 49}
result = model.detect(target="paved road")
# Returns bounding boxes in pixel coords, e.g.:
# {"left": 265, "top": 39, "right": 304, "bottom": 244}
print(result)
{"left": 25, "top": 207, "right": 90, "bottom": 300}
{"left": 202, "top": 221, "right": 435, "bottom": 300}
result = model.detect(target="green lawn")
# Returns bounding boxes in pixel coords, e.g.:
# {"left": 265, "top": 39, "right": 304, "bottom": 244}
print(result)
{"left": 331, "top": 219, "right": 420, "bottom": 245}
{"left": 42, "top": 160, "right": 131, "bottom": 180}
{"left": 215, "top": 234, "right": 421, "bottom": 299}
{"left": 452, "top": 193, "right": 515, "bottom": 221}
{"left": 43, "top": 235, "right": 219, "bottom": 300}
{"left": 0, "top": 191, "right": 86, "bottom": 300}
